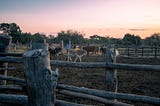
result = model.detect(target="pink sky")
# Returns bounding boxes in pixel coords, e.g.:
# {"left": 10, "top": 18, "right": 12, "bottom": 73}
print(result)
{"left": 0, "top": 0, "right": 160, "bottom": 38}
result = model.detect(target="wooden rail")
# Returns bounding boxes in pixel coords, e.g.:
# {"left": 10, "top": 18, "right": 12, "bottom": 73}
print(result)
{"left": 0, "top": 52, "right": 23, "bottom": 57}
{"left": 0, "top": 75, "right": 25, "bottom": 86}
{"left": 0, "top": 57, "right": 23, "bottom": 63}
{"left": 0, "top": 57, "right": 160, "bottom": 72}
{"left": 51, "top": 60, "right": 160, "bottom": 72}
{"left": 57, "top": 84, "right": 160, "bottom": 105}
{"left": 0, "top": 94, "right": 85, "bottom": 106}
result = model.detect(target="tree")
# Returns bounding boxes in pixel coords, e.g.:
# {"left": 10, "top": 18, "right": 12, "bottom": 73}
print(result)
{"left": 110, "top": 38, "right": 123, "bottom": 45}
{"left": 99, "top": 36, "right": 111, "bottom": 44}
{"left": 0, "top": 23, "right": 10, "bottom": 33}
{"left": 71, "top": 31, "right": 84, "bottom": 44}
{"left": 55, "top": 30, "right": 85, "bottom": 44}
{"left": 21, "top": 33, "right": 32, "bottom": 44}
{"left": 122, "top": 33, "right": 141, "bottom": 45}
{"left": 90, "top": 35, "right": 101, "bottom": 40}
{"left": 89, "top": 35, "right": 111, "bottom": 44}
{"left": 31, "top": 33, "right": 47, "bottom": 43}
{"left": 89, "top": 35, "right": 100, "bottom": 44}
{"left": 144, "top": 33, "right": 160, "bottom": 46}
{"left": 47, "top": 34, "right": 55, "bottom": 44}
{"left": 0, "top": 23, "right": 21, "bottom": 43}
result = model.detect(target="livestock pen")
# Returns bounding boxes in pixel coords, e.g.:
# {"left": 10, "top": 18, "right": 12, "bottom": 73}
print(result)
{"left": 0, "top": 44, "right": 160, "bottom": 106}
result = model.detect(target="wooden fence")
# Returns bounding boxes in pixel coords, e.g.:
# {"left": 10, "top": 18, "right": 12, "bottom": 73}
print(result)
{"left": 0, "top": 45, "right": 160, "bottom": 105}
{"left": 117, "top": 45, "right": 160, "bottom": 59}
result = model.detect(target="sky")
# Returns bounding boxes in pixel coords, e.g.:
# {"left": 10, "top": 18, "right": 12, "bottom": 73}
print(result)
{"left": 0, "top": 0, "right": 160, "bottom": 38}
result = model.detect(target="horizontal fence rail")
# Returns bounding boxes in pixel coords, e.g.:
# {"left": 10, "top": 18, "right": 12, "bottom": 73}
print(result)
{"left": 57, "top": 84, "right": 160, "bottom": 105}
{"left": 57, "top": 90, "right": 132, "bottom": 106}
{"left": 51, "top": 60, "right": 160, "bottom": 72}
{"left": 0, "top": 94, "right": 85, "bottom": 106}
{"left": 0, "top": 75, "right": 25, "bottom": 86}
{"left": 51, "top": 60, "right": 106, "bottom": 68}
{"left": 0, "top": 57, "right": 23, "bottom": 63}
{"left": 0, "top": 84, "right": 131, "bottom": 106}
{"left": 0, "top": 85, "right": 23, "bottom": 91}
{"left": 0, "top": 57, "right": 160, "bottom": 72}
{"left": 0, "top": 52, "right": 23, "bottom": 57}
{"left": 0, "top": 75, "right": 160, "bottom": 106}
{"left": 0, "top": 67, "right": 16, "bottom": 71}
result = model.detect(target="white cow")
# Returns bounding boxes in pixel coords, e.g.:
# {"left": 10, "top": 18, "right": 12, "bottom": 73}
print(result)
{"left": 101, "top": 47, "right": 119, "bottom": 58}
{"left": 109, "top": 48, "right": 120, "bottom": 61}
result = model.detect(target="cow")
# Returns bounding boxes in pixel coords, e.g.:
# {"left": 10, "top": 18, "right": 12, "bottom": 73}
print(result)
{"left": 100, "top": 47, "right": 119, "bottom": 58}
{"left": 49, "top": 47, "right": 62, "bottom": 60}
{"left": 83, "top": 46, "right": 99, "bottom": 55}
{"left": 100, "top": 47, "right": 106, "bottom": 56}
{"left": 66, "top": 49, "right": 87, "bottom": 62}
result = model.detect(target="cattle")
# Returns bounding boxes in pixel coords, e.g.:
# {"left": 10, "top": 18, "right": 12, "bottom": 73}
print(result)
{"left": 83, "top": 46, "right": 99, "bottom": 55}
{"left": 49, "top": 47, "right": 62, "bottom": 60}
{"left": 100, "top": 47, "right": 106, "bottom": 56}
{"left": 66, "top": 49, "right": 87, "bottom": 62}
{"left": 100, "top": 47, "right": 119, "bottom": 58}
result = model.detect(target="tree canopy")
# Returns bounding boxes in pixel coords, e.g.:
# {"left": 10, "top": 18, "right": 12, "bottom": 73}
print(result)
{"left": 144, "top": 33, "right": 160, "bottom": 46}
{"left": 0, "top": 23, "right": 21, "bottom": 43}
{"left": 55, "top": 30, "right": 85, "bottom": 44}
{"left": 122, "top": 33, "right": 141, "bottom": 45}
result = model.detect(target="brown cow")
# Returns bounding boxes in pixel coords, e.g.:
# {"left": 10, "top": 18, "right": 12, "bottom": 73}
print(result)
{"left": 100, "top": 47, "right": 106, "bottom": 56}
{"left": 49, "top": 47, "right": 63, "bottom": 60}
{"left": 83, "top": 46, "right": 99, "bottom": 55}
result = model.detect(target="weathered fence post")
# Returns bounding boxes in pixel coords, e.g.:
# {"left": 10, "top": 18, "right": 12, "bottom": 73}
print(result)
{"left": 154, "top": 45, "right": 157, "bottom": 59}
{"left": 127, "top": 46, "right": 130, "bottom": 57}
{"left": 141, "top": 47, "right": 144, "bottom": 58}
{"left": 0, "top": 34, "right": 12, "bottom": 85}
{"left": 23, "top": 49, "right": 58, "bottom": 106}
{"left": 106, "top": 46, "right": 117, "bottom": 92}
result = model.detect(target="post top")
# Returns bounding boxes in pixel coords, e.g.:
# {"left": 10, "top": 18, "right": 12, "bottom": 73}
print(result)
{"left": 23, "top": 49, "right": 48, "bottom": 57}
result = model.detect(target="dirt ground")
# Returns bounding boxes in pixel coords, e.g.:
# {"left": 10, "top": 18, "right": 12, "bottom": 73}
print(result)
{"left": 4, "top": 55, "right": 160, "bottom": 106}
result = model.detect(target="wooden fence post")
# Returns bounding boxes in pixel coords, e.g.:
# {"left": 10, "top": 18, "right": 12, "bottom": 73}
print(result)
{"left": 106, "top": 47, "right": 117, "bottom": 92}
{"left": 141, "top": 47, "right": 144, "bottom": 58}
{"left": 127, "top": 46, "right": 130, "bottom": 57}
{"left": 0, "top": 34, "right": 12, "bottom": 85}
{"left": 154, "top": 46, "right": 157, "bottom": 59}
{"left": 23, "top": 49, "right": 58, "bottom": 106}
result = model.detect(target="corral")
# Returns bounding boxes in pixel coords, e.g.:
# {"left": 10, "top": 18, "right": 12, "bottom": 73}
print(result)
{"left": 0, "top": 35, "right": 160, "bottom": 106}
{"left": 0, "top": 43, "right": 160, "bottom": 106}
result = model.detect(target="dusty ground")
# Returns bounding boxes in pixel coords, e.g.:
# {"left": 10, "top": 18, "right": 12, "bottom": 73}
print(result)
{"left": 3, "top": 55, "right": 160, "bottom": 106}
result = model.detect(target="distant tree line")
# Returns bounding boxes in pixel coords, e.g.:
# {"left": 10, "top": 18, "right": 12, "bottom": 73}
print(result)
{"left": 0, "top": 23, "right": 160, "bottom": 47}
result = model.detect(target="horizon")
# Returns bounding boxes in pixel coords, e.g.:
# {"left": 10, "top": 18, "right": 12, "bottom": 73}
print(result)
{"left": 0, "top": 0, "right": 160, "bottom": 39}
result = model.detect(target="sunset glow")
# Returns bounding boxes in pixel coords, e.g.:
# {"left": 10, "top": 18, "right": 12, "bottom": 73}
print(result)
{"left": 0, "top": 0, "right": 160, "bottom": 38}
